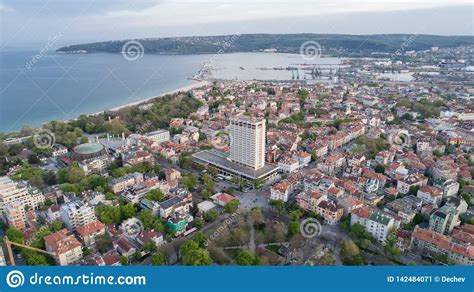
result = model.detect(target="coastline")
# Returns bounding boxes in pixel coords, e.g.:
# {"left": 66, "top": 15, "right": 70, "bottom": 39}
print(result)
{"left": 93, "top": 80, "right": 212, "bottom": 114}
{"left": 0, "top": 80, "right": 212, "bottom": 137}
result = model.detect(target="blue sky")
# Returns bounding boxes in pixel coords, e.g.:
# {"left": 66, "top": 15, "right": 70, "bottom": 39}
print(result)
{"left": 1, "top": 0, "right": 472, "bottom": 49}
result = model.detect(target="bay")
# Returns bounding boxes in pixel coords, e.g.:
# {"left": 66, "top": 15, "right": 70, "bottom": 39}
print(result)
{"left": 0, "top": 51, "right": 342, "bottom": 133}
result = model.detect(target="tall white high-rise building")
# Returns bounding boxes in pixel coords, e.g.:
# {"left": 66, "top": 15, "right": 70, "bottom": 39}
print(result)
{"left": 4, "top": 201, "right": 27, "bottom": 230}
{"left": 229, "top": 115, "right": 266, "bottom": 170}
{"left": 0, "top": 176, "right": 27, "bottom": 213}
{"left": 0, "top": 177, "right": 45, "bottom": 218}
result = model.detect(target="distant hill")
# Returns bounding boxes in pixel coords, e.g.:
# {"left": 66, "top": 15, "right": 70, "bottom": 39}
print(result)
{"left": 56, "top": 34, "right": 474, "bottom": 56}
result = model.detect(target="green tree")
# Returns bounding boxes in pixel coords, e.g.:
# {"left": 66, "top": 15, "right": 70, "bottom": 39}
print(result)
{"left": 340, "top": 240, "right": 363, "bottom": 265}
{"left": 95, "top": 234, "right": 113, "bottom": 253}
{"left": 224, "top": 199, "right": 240, "bottom": 214}
{"left": 182, "top": 248, "right": 212, "bottom": 266}
{"left": 287, "top": 221, "right": 300, "bottom": 239}
{"left": 236, "top": 250, "right": 259, "bottom": 266}
{"left": 290, "top": 209, "right": 303, "bottom": 221}
{"left": 193, "top": 232, "right": 208, "bottom": 248}
{"left": 27, "top": 154, "right": 41, "bottom": 165}
{"left": 384, "top": 235, "right": 401, "bottom": 261}
{"left": 461, "top": 193, "right": 472, "bottom": 206}
{"left": 139, "top": 210, "right": 165, "bottom": 232}
{"left": 146, "top": 189, "right": 165, "bottom": 202}
{"left": 120, "top": 203, "right": 136, "bottom": 220}
{"left": 120, "top": 256, "right": 129, "bottom": 266}
{"left": 49, "top": 220, "right": 64, "bottom": 232}
{"left": 97, "top": 205, "right": 121, "bottom": 225}
{"left": 318, "top": 252, "right": 336, "bottom": 266}
{"left": 374, "top": 164, "right": 385, "bottom": 174}
{"left": 6, "top": 227, "right": 24, "bottom": 243}
{"left": 194, "top": 218, "right": 204, "bottom": 229}
{"left": 207, "top": 166, "right": 218, "bottom": 176}
{"left": 269, "top": 199, "right": 285, "bottom": 214}
{"left": 180, "top": 240, "right": 211, "bottom": 266}
{"left": 251, "top": 208, "right": 264, "bottom": 225}
{"left": 204, "top": 210, "right": 218, "bottom": 222}
{"left": 142, "top": 241, "right": 157, "bottom": 253}
{"left": 151, "top": 251, "right": 166, "bottom": 265}
{"left": 182, "top": 174, "right": 197, "bottom": 192}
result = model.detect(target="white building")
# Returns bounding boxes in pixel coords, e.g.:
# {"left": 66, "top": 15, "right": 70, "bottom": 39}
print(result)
{"left": 0, "top": 177, "right": 27, "bottom": 213}
{"left": 0, "top": 177, "right": 44, "bottom": 213}
{"left": 417, "top": 186, "right": 443, "bottom": 206}
{"left": 440, "top": 180, "right": 460, "bottom": 199}
{"left": 4, "top": 201, "right": 27, "bottom": 230}
{"left": 229, "top": 116, "right": 266, "bottom": 170}
{"left": 278, "top": 157, "right": 300, "bottom": 174}
{"left": 60, "top": 201, "right": 96, "bottom": 230}
{"left": 109, "top": 172, "right": 144, "bottom": 194}
{"left": 270, "top": 180, "right": 292, "bottom": 202}
{"left": 44, "top": 229, "right": 83, "bottom": 266}
{"left": 145, "top": 130, "right": 170, "bottom": 144}
{"left": 351, "top": 206, "right": 397, "bottom": 244}
{"left": 51, "top": 144, "right": 68, "bottom": 157}
{"left": 397, "top": 174, "right": 428, "bottom": 194}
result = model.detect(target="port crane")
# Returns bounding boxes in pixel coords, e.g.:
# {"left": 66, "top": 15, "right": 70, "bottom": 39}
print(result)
{"left": 3, "top": 236, "right": 55, "bottom": 266}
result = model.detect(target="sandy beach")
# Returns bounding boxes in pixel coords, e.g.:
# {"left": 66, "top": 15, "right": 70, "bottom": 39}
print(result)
{"left": 106, "top": 80, "right": 212, "bottom": 112}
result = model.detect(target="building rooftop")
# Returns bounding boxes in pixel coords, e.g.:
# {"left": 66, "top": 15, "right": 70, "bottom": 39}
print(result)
{"left": 44, "top": 229, "right": 82, "bottom": 255}
{"left": 192, "top": 149, "right": 279, "bottom": 180}
{"left": 369, "top": 211, "right": 392, "bottom": 226}
{"left": 230, "top": 115, "right": 264, "bottom": 124}
{"left": 73, "top": 143, "right": 104, "bottom": 155}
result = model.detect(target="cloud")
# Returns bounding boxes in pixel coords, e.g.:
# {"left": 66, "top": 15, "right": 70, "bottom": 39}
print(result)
{"left": 98, "top": 0, "right": 473, "bottom": 26}
{"left": 0, "top": 4, "right": 15, "bottom": 12}
{"left": 1, "top": 0, "right": 472, "bottom": 47}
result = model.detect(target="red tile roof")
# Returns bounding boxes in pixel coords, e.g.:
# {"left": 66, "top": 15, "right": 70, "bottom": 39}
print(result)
{"left": 44, "top": 229, "right": 81, "bottom": 255}
{"left": 76, "top": 220, "right": 106, "bottom": 238}
{"left": 351, "top": 206, "right": 373, "bottom": 219}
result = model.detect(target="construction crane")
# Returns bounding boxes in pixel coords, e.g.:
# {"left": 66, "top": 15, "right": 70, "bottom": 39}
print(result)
{"left": 4, "top": 237, "right": 55, "bottom": 266}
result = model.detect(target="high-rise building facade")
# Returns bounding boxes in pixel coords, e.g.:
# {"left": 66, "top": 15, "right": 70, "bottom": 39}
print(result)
{"left": 4, "top": 201, "right": 27, "bottom": 230}
{"left": 229, "top": 116, "right": 266, "bottom": 170}
{"left": 0, "top": 177, "right": 45, "bottom": 214}
{"left": 0, "top": 176, "right": 27, "bottom": 213}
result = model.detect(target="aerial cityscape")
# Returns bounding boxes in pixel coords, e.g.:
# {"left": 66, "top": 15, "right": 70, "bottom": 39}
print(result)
{"left": 0, "top": 1, "right": 473, "bottom": 286}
